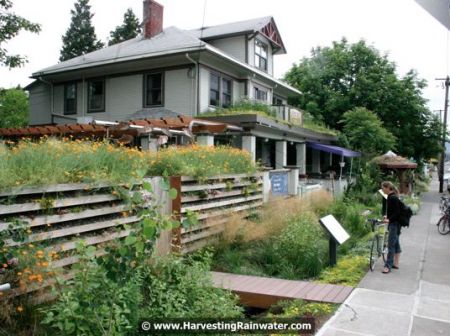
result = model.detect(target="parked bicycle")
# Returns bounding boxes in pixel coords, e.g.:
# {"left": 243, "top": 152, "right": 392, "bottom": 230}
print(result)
{"left": 367, "top": 218, "right": 388, "bottom": 271}
{"left": 439, "top": 195, "right": 450, "bottom": 213}
{"left": 437, "top": 199, "right": 450, "bottom": 235}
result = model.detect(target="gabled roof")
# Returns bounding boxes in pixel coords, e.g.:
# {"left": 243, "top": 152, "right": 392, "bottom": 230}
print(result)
{"left": 190, "top": 16, "right": 286, "bottom": 54}
{"left": 31, "top": 19, "right": 297, "bottom": 95}
{"left": 33, "top": 27, "right": 206, "bottom": 76}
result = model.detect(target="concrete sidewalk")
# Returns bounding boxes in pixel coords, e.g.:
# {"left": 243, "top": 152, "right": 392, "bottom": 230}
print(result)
{"left": 317, "top": 177, "right": 450, "bottom": 336}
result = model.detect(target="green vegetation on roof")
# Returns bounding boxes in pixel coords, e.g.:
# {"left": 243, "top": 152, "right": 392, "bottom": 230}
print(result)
{"left": 201, "top": 99, "right": 337, "bottom": 136}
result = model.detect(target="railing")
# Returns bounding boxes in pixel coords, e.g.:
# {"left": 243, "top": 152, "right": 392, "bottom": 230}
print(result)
{"left": 271, "top": 105, "right": 303, "bottom": 125}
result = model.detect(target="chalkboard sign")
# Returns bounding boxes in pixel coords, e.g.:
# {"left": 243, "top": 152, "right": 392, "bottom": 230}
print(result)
{"left": 269, "top": 171, "right": 289, "bottom": 195}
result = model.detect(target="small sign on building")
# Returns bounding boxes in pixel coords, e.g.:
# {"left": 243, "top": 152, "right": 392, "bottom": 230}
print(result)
{"left": 269, "top": 171, "right": 289, "bottom": 195}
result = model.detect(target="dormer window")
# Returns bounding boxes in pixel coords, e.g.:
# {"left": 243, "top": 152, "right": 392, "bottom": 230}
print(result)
{"left": 255, "top": 39, "right": 268, "bottom": 71}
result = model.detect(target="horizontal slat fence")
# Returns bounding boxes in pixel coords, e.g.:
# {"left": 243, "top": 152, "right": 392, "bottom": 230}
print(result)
{"left": 0, "top": 173, "right": 266, "bottom": 299}
{"left": 0, "top": 177, "right": 170, "bottom": 299}
{"left": 173, "top": 173, "right": 264, "bottom": 254}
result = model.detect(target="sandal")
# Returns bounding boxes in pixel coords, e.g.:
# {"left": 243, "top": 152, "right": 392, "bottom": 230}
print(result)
{"left": 382, "top": 267, "right": 391, "bottom": 274}
{"left": 392, "top": 266, "right": 399, "bottom": 269}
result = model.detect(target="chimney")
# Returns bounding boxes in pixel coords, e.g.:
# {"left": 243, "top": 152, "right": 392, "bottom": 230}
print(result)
{"left": 143, "top": 0, "right": 164, "bottom": 38}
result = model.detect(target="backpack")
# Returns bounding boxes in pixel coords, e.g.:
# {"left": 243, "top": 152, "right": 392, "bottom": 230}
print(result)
{"left": 398, "top": 199, "right": 413, "bottom": 228}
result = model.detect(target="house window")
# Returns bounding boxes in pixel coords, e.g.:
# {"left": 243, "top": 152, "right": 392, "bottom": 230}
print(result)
{"left": 64, "top": 82, "right": 77, "bottom": 115}
{"left": 254, "top": 87, "right": 267, "bottom": 102}
{"left": 209, "top": 73, "right": 220, "bottom": 106}
{"left": 255, "top": 39, "right": 268, "bottom": 71}
{"left": 222, "top": 78, "right": 232, "bottom": 108}
{"left": 144, "top": 73, "right": 163, "bottom": 107}
{"left": 209, "top": 72, "right": 233, "bottom": 108}
{"left": 273, "top": 95, "right": 283, "bottom": 106}
{"left": 88, "top": 79, "right": 105, "bottom": 112}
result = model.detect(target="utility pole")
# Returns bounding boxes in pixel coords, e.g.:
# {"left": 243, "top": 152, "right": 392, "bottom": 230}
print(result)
{"left": 437, "top": 77, "right": 450, "bottom": 193}
{"left": 434, "top": 109, "right": 444, "bottom": 123}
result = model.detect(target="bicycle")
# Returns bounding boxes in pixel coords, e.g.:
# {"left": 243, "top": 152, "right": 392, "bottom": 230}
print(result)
{"left": 367, "top": 218, "right": 388, "bottom": 271}
{"left": 437, "top": 203, "right": 450, "bottom": 235}
{"left": 439, "top": 195, "right": 450, "bottom": 213}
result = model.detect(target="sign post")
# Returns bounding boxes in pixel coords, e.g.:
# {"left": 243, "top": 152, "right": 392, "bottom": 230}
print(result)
{"left": 319, "top": 215, "right": 350, "bottom": 266}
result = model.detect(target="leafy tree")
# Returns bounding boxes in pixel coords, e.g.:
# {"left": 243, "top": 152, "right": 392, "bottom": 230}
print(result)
{"left": 340, "top": 107, "right": 396, "bottom": 157}
{"left": 285, "top": 38, "right": 443, "bottom": 161}
{"left": 60, "top": 0, "right": 104, "bottom": 62}
{"left": 108, "top": 8, "right": 141, "bottom": 46}
{"left": 0, "top": 88, "right": 28, "bottom": 128}
{"left": 0, "top": 0, "right": 41, "bottom": 68}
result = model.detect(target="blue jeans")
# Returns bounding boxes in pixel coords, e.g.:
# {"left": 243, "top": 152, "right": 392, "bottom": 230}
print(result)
{"left": 385, "top": 223, "right": 401, "bottom": 269}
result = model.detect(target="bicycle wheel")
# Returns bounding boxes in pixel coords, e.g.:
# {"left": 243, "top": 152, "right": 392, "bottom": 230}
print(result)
{"left": 437, "top": 215, "right": 450, "bottom": 235}
{"left": 369, "top": 235, "right": 379, "bottom": 271}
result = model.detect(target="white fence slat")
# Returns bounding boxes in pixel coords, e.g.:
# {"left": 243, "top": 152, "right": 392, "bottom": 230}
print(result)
{"left": 181, "top": 194, "right": 263, "bottom": 213}
{"left": 181, "top": 227, "right": 224, "bottom": 244}
{"left": 181, "top": 180, "right": 261, "bottom": 193}
{"left": 181, "top": 188, "right": 261, "bottom": 203}
{"left": 0, "top": 194, "right": 120, "bottom": 216}
{"left": 47, "top": 229, "right": 133, "bottom": 253}
{"left": 181, "top": 173, "right": 262, "bottom": 182}
{"left": 0, "top": 205, "right": 128, "bottom": 231}
{"left": 182, "top": 201, "right": 263, "bottom": 223}
{"left": 6, "top": 216, "right": 139, "bottom": 246}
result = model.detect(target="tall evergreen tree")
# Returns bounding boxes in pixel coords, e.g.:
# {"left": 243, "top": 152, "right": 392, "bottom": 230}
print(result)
{"left": 0, "top": 0, "right": 41, "bottom": 68}
{"left": 59, "top": 0, "right": 104, "bottom": 62}
{"left": 108, "top": 8, "right": 141, "bottom": 46}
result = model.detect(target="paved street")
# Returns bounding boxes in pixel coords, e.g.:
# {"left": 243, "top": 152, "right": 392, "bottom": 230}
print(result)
{"left": 317, "top": 176, "right": 450, "bottom": 336}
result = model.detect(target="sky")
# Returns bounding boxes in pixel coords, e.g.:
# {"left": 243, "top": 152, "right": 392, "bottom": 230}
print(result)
{"left": 1, "top": 0, "right": 449, "bottom": 114}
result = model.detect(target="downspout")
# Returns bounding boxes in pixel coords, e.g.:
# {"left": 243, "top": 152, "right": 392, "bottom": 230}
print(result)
{"left": 82, "top": 76, "right": 85, "bottom": 117}
{"left": 185, "top": 53, "right": 199, "bottom": 116}
{"left": 38, "top": 77, "right": 54, "bottom": 124}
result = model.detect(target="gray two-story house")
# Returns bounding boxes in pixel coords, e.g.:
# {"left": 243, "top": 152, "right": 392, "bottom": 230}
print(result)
{"left": 24, "top": 0, "right": 360, "bottom": 178}
{"left": 27, "top": 0, "right": 299, "bottom": 126}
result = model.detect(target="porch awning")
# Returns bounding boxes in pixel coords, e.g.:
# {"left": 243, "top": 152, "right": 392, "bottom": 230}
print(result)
{"left": 307, "top": 142, "right": 361, "bottom": 158}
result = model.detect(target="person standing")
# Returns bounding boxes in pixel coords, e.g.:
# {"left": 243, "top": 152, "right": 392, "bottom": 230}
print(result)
{"left": 381, "top": 181, "right": 402, "bottom": 274}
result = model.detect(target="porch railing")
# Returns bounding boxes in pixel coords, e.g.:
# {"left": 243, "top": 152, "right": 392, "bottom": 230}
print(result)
{"left": 271, "top": 105, "right": 303, "bottom": 125}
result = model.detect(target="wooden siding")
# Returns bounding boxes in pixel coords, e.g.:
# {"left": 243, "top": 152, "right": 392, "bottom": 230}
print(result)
{"left": 107, "top": 74, "right": 142, "bottom": 121}
{"left": 165, "top": 69, "right": 195, "bottom": 116}
{"left": 208, "top": 36, "right": 246, "bottom": 63}
{"left": 28, "top": 83, "right": 52, "bottom": 126}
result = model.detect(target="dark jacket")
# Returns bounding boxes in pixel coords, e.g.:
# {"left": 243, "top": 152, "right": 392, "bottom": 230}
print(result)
{"left": 385, "top": 193, "right": 402, "bottom": 232}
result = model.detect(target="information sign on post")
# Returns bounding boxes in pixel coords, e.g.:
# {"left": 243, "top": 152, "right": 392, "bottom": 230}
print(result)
{"left": 319, "top": 215, "right": 350, "bottom": 266}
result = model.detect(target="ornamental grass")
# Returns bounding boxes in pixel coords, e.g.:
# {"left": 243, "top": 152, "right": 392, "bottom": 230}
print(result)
{"left": 0, "top": 138, "right": 257, "bottom": 190}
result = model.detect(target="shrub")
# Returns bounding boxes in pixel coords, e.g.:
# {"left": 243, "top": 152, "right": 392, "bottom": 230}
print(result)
{"left": 273, "top": 212, "right": 328, "bottom": 279}
{"left": 40, "top": 250, "right": 242, "bottom": 335}
{"left": 40, "top": 245, "right": 143, "bottom": 335}
{"left": 317, "top": 255, "right": 367, "bottom": 287}
{"left": 140, "top": 253, "right": 242, "bottom": 319}
{"left": 274, "top": 299, "right": 337, "bottom": 318}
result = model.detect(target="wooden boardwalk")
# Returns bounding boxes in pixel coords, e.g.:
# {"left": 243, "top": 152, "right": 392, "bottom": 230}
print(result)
{"left": 211, "top": 272, "right": 353, "bottom": 308}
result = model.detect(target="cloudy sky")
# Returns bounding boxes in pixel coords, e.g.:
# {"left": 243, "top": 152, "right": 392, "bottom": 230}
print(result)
{"left": 1, "top": 0, "right": 449, "bottom": 113}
